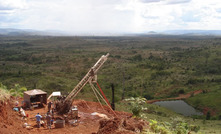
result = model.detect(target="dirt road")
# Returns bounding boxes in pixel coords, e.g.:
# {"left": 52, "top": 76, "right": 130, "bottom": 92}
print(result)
{"left": 147, "top": 89, "right": 203, "bottom": 103}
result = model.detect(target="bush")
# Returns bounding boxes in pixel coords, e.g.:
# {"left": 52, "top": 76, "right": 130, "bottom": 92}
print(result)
{"left": 218, "top": 115, "right": 221, "bottom": 120}
{"left": 144, "top": 94, "right": 154, "bottom": 100}
{"left": 190, "top": 125, "right": 200, "bottom": 133}
{"left": 124, "top": 97, "right": 147, "bottom": 117}
{"left": 132, "top": 106, "right": 142, "bottom": 117}
{"left": 132, "top": 54, "right": 142, "bottom": 61}
{"left": 10, "top": 84, "right": 27, "bottom": 98}
{"left": 148, "top": 119, "right": 199, "bottom": 134}
{"left": 206, "top": 111, "right": 211, "bottom": 120}
{"left": 178, "top": 89, "right": 185, "bottom": 94}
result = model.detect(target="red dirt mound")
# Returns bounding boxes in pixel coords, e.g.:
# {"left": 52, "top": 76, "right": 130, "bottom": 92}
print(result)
{"left": 97, "top": 117, "right": 148, "bottom": 134}
{"left": 0, "top": 99, "right": 29, "bottom": 134}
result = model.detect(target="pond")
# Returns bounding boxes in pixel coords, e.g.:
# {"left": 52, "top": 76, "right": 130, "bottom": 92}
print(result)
{"left": 153, "top": 100, "right": 203, "bottom": 116}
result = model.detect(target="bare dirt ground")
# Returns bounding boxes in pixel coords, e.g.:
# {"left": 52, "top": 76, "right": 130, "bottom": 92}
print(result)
{"left": 0, "top": 98, "right": 148, "bottom": 134}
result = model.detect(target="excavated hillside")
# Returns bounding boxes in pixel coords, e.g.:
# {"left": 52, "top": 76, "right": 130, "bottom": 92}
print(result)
{"left": 0, "top": 98, "right": 29, "bottom": 134}
{"left": 0, "top": 98, "right": 148, "bottom": 134}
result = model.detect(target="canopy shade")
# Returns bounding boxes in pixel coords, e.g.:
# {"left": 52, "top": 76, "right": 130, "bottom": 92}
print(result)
{"left": 23, "top": 89, "right": 47, "bottom": 108}
{"left": 24, "top": 89, "right": 47, "bottom": 96}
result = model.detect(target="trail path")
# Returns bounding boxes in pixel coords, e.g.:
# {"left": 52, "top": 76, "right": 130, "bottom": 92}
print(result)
{"left": 147, "top": 89, "right": 203, "bottom": 104}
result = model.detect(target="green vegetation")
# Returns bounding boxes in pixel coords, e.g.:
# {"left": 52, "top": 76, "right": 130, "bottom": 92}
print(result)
{"left": 147, "top": 119, "right": 200, "bottom": 134}
{"left": 118, "top": 97, "right": 221, "bottom": 134}
{"left": 0, "top": 35, "right": 221, "bottom": 116}
{"left": 0, "top": 83, "right": 10, "bottom": 101}
{"left": 10, "top": 84, "right": 27, "bottom": 98}
{"left": 186, "top": 90, "right": 221, "bottom": 115}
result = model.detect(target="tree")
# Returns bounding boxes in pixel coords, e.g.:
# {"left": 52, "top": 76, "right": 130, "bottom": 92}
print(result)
{"left": 10, "top": 84, "right": 27, "bottom": 98}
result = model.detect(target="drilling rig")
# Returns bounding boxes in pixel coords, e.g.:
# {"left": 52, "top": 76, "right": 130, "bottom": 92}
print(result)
{"left": 56, "top": 53, "right": 109, "bottom": 114}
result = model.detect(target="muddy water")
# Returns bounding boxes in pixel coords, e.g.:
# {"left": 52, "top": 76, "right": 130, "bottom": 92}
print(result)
{"left": 153, "top": 100, "right": 203, "bottom": 116}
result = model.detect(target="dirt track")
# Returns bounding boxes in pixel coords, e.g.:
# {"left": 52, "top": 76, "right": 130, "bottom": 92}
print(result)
{"left": 0, "top": 99, "right": 148, "bottom": 134}
{"left": 147, "top": 89, "right": 203, "bottom": 103}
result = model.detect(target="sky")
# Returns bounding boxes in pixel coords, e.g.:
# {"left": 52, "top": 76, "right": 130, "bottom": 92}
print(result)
{"left": 0, "top": 0, "right": 221, "bottom": 34}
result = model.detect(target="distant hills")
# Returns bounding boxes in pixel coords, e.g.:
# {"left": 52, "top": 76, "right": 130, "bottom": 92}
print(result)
{"left": 0, "top": 28, "right": 41, "bottom": 36}
{"left": 0, "top": 28, "right": 67, "bottom": 36}
{"left": 1, "top": 28, "right": 221, "bottom": 36}
{"left": 162, "top": 30, "right": 221, "bottom": 36}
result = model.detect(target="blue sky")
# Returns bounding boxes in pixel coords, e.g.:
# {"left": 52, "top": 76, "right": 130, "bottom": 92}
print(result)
{"left": 0, "top": 0, "right": 221, "bottom": 34}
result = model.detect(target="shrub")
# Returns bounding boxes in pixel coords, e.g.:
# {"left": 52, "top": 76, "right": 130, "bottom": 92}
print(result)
{"left": 178, "top": 89, "right": 185, "bottom": 94}
{"left": 132, "top": 106, "right": 142, "bottom": 117}
{"left": 190, "top": 125, "right": 200, "bottom": 133}
{"left": 124, "top": 97, "right": 146, "bottom": 117}
{"left": 218, "top": 115, "right": 221, "bottom": 120}
{"left": 206, "top": 111, "right": 211, "bottom": 120}
{"left": 10, "top": 84, "right": 27, "bottom": 98}
{"left": 144, "top": 94, "right": 154, "bottom": 100}
{"left": 132, "top": 54, "right": 142, "bottom": 61}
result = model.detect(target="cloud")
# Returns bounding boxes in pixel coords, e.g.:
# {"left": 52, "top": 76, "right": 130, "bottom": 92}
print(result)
{"left": 1, "top": 0, "right": 221, "bottom": 33}
{"left": 140, "top": 0, "right": 191, "bottom": 4}
{"left": 216, "top": 8, "right": 221, "bottom": 13}
{"left": 9, "top": 0, "right": 137, "bottom": 33}
{"left": 181, "top": 11, "right": 201, "bottom": 22}
{"left": 0, "top": 6, "right": 14, "bottom": 10}
{"left": 140, "top": 0, "right": 162, "bottom": 3}
{"left": 166, "top": 0, "right": 191, "bottom": 4}
{"left": 0, "top": 0, "right": 27, "bottom": 11}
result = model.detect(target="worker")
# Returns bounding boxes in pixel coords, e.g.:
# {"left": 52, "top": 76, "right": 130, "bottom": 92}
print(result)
{"left": 40, "top": 95, "right": 43, "bottom": 106}
{"left": 15, "top": 101, "right": 19, "bottom": 106}
{"left": 36, "top": 113, "right": 42, "bottom": 128}
{"left": 90, "top": 68, "right": 95, "bottom": 77}
{"left": 51, "top": 109, "right": 54, "bottom": 119}
{"left": 20, "top": 107, "right": 26, "bottom": 119}
{"left": 46, "top": 112, "right": 52, "bottom": 129}
{"left": 71, "top": 105, "right": 78, "bottom": 120}
{"left": 48, "top": 101, "right": 52, "bottom": 111}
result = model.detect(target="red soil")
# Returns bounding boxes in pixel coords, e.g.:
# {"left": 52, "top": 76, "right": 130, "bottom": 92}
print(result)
{"left": 0, "top": 98, "right": 29, "bottom": 134}
{"left": 201, "top": 107, "right": 217, "bottom": 116}
{"left": 0, "top": 98, "right": 148, "bottom": 134}
{"left": 97, "top": 117, "right": 148, "bottom": 134}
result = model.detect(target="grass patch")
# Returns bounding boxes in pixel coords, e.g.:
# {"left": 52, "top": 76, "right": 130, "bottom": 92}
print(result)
{"left": 186, "top": 90, "right": 221, "bottom": 112}
{"left": 0, "top": 88, "right": 11, "bottom": 102}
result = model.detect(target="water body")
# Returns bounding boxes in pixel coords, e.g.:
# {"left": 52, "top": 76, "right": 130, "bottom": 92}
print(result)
{"left": 153, "top": 100, "right": 203, "bottom": 116}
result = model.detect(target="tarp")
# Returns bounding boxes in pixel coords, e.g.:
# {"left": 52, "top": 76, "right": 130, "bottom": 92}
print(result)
{"left": 24, "top": 89, "right": 47, "bottom": 96}
{"left": 52, "top": 91, "right": 61, "bottom": 96}
{"left": 47, "top": 91, "right": 61, "bottom": 100}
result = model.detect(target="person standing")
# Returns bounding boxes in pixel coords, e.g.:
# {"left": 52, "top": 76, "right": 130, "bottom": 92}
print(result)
{"left": 51, "top": 109, "right": 54, "bottom": 119}
{"left": 46, "top": 112, "right": 52, "bottom": 129}
{"left": 48, "top": 101, "right": 52, "bottom": 111}
{"left": 40, "top": 95, "right": 43, "bottom": 107}
{"left": 36, "top": 113, "right": 42, "bottom": 128}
